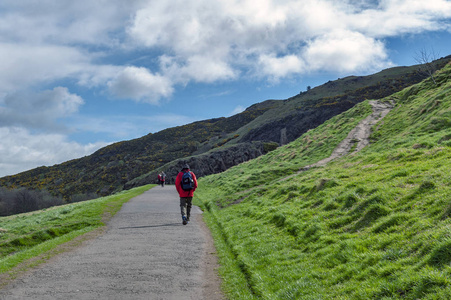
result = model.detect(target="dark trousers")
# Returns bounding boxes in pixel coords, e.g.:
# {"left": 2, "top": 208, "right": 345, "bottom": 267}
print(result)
{"left": 180, "top": 197, "right": 192, "bottom": 218}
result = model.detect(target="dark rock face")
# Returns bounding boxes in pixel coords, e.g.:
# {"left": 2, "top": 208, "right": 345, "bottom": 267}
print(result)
{"left": 124, "top": 142, "right": 264, "bottom": 189}
{"left": 240, "top": 101, "right": 355, "bottom": 144}
{"left": 241, "top": 102, "right": 354, "bottom": 145}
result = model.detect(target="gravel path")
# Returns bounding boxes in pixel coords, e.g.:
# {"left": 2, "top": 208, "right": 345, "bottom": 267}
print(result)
{"left": 0, "top": 186, "right": 224, "bottom": 300}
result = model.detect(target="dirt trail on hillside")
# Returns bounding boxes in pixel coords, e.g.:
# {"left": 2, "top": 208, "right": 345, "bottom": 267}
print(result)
{"left": 282, "top": 100, "right": 394, "bottom": 181}
{"left": 0, "top": 187, "right": 224, "bottom": 300}
{"left": 304, "top": 100, "right": 393, "bottom": 169}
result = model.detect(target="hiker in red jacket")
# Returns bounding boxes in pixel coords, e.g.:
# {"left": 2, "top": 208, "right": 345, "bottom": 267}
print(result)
{"left": 159, "top": 172, "right": 166, "bottom": 187}
{"left": 175, "top": 164, "right": 198, "bottom": 225}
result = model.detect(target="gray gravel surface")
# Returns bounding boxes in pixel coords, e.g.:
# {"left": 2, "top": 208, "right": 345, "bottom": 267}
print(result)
{"left": 0, "top": 186, "right": 223, "bottom": 300}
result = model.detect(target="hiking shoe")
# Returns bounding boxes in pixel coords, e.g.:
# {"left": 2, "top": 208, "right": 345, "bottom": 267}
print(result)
{"left": 182, "top": 216, "right": 188, "bottom": 225}
{"left": 186, "top": 216, "right": 190, "bottom": 222}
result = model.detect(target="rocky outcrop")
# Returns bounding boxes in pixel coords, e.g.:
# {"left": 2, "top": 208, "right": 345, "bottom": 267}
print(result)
{"left": 124, "top": 142, "right": 265, "bottom": 189}
{"left": 240, "top": 100, "right": 355, "bottom": 144}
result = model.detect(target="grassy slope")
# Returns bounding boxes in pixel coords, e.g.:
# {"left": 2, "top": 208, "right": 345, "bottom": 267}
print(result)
{"left": 0, "top": 185, "right": 153, "bottom": 275}
{"left": 195, "top": 64, "right": 451, "bottom": 299}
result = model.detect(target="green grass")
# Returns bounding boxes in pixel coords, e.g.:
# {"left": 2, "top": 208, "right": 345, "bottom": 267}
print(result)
{"left": 0, "top": 184, "right": 153, "bottom": 274}
{"left": 195, "top": 64, "right": 451, "bottom": 299}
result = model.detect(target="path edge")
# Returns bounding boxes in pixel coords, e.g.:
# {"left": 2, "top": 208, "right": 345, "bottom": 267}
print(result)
{"left": 197, "top": 213, "right": 226, "bottom": 300}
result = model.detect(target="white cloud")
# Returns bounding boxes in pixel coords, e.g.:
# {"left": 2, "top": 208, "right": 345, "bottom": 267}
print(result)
{"left": 0, "top": 87, "right": 98, "bottom": 177}
{"left": 0, "top": 127, "right": 109, "bottom": 177}
{"left": 107, "top": 66, "right": 174, "bottom": 104}
{"left": 128, "top": 0, "right": 221, "bottom": 52}
{"left": 0, "top": 0, "right": 140, "bottom": 45}
{"left": 0, "top": 1, "right": 144, "bottom": 97}
{"left": 77, "top": 64, "right": 124, "bottom": 88}
{"left": 258, "top": 54, "right": 305, "bottom": 82}
{"left": 160, "top": 55, "right": 238, "bottom": 84}
{"left": 304, "top": 30, "right": 390, "bottom": 73}
{"left": 229, "top": 105, "right": 246, "bottom": 116}
{"left": 346, "top": 0, "right": 451, "bottom": 37}
{"left": 128, "top": 0, "right": 451, "bottom": 82}
{"left": 1, "top": 0, "right": 450, "bottom": 101}
{"left": 0, "top": 43, "right": 91, "bottom": 93}
{"left": 0, "top": 87, "right": 84, "bottom": 131}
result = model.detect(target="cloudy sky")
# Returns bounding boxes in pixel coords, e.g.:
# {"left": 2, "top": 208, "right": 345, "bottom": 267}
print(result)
{"left": 1, "top": 0, "right": 450, "bottom": 177}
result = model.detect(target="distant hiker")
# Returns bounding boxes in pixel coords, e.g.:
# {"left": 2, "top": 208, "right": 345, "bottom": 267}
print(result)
{"left": 161, "top": 172, "right": 166, "bottom": 187}
{"left": 158, "top": 172, "right": 166, "bottom": 187}
{"left": 175, "top": 164, "right": 198, "bottom": 225}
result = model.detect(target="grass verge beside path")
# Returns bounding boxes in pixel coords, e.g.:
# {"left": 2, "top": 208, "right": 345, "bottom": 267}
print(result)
{"left": 0, "top": 185, "right": 154, "bottom": 278}
{"left": 194, "top": 64, "right": 451, "bottom": 299}
{"left": 194, "top": 101, "right": 376, "bottom": 300}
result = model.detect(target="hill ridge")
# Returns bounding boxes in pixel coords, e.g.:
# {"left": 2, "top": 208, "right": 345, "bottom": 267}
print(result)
{"left": 0, "top": 56, "right": 449, "bottom": 206}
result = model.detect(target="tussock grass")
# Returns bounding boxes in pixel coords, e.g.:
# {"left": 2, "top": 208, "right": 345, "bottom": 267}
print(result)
{"left": 0, "top": 185, "right": 153, "bottom": 274}
{"left": 195, "top": 64, "right": 451, "bottom": 299}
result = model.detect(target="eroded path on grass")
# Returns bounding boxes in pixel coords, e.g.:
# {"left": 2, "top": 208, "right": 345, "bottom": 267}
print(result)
{"left": 279, "top": 100, "right": 394, "bottom": 183}
{"left": 0, "top": 186, "right": 223, "bottom": 300}
{"left": 302, "top": 100, "right": 394, "bottom": 169}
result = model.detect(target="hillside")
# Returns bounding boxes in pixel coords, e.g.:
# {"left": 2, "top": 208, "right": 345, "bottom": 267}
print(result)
{"left": 0, "top": 104, "right": 276, "bottom": 200}
{"left": 195, "top": 62, "right": 451, "bottom": 299}
{"left": 124, "top": 57, "right": 450, "bottom": 190}
{"left": 0, "top": 57, "right": 449, "bottom": 202}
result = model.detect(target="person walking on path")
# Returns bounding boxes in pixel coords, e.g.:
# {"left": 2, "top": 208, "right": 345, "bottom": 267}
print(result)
{"left": 175, "top": 164, "right": 198, "bottom": 225}
{"left": 0, "top": 186, "right": 224, "bottom": 299}
{"left": 158, "top": 172, "right": 166, "bottom": 187}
